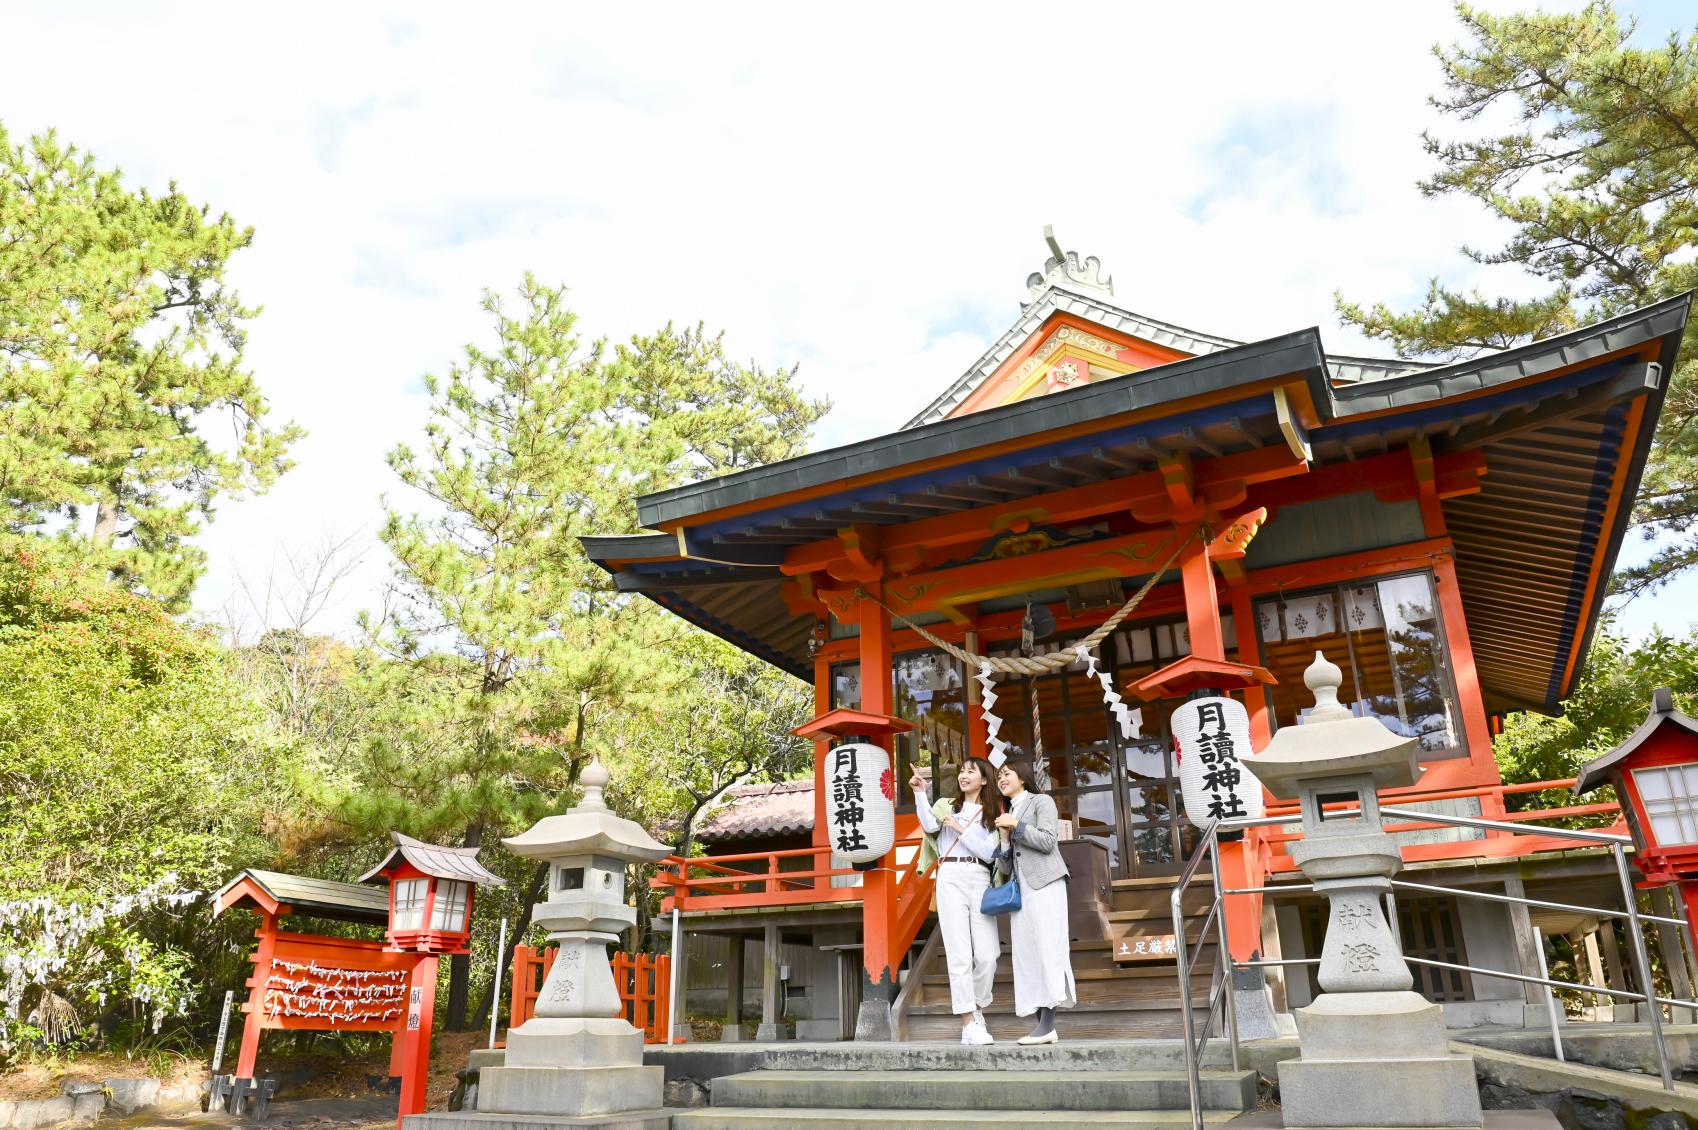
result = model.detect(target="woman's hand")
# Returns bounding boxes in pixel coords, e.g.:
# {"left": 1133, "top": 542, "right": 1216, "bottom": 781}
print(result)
{"left": 909, "top": 771, "right": 926, "bottom": 794}
{"left": 994, "top": 812, "right": 1018, "bottom": 831}
{"left": 942, "top": 815, "right": 965, "bottom": 834}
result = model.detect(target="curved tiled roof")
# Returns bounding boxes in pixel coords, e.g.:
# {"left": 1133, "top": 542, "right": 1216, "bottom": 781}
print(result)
{"left": 902, "top": 282, "right": 1428, "bottom": 428}
{"left": 695, "top": 779, "right": 815, "bottom": 843}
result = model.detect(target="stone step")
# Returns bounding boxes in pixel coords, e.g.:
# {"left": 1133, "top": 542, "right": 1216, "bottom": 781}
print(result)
{"left": 905, "top": 1009, "right": 1203, "bottom": 1042}
{"left": 711, "top": 1068, "right": 1258, "bottom": 1112}
{"left": 673, "top": 1108, "right": 1243, "bottom": 1128}
{"left": 907, "top": 995, "right": 1205, "bottom": 1017}
{"left": 744, "top": 1039, "right": 1236, "bottom": 1073}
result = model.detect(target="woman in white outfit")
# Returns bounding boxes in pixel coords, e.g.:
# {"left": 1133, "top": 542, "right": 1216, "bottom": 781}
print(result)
{"left": 911, "top": 756, "right": 1004, "bottom": 1045}
{"left": 993, "top": 759, "right": 1076, "bottom": 1045}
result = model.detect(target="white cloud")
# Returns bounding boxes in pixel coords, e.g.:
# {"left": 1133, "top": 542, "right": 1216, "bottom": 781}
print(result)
{"left": 3, "top": 0, "right": 1688, "bottom": 639}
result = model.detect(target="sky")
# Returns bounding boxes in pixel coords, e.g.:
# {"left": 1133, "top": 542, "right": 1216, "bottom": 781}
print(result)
{"left": 3, "top": 0, "right": 1695, "bottom": 644}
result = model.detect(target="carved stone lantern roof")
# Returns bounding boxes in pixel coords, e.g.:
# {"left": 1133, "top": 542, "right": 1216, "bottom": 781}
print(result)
{"left": 1244, "top": 651, "right": 1423, "bottom": 801}
{"left": 502, "top": 757, "right": 672, "bottom": 864}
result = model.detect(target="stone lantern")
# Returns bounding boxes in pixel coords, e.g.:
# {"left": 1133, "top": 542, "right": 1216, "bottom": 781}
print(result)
{"left": 471, "top": 757, "right": 672, "bottom": 1126}
{"left": 1244, "top": 652, "right": 1483, "bottom": 1130}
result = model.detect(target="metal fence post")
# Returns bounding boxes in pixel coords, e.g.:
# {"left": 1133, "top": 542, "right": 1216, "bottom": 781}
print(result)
{"left": 1612, "top": 843, "right": 1673, "bottom": 1091}
{"left": 1531, "top": 927, "right": 1564, "bottom": 1063}
{"left": 488, "top": 917, "right": 507, "bottom": 1049}
{"left": 668, "top": 906, "right": 683, "bottom": 1046}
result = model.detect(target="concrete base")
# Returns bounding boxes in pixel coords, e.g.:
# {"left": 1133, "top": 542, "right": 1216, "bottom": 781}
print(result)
{"left": 405, "top": 1110, "right": 671, "bottom": 1130}
{"left": 1279, "top": 1055, "right": 1485, "bottom": 1128}
{"left": 477, "top": 1064, "right": 663, "bottom": 1118}
{"left": 1232, "top": 968, "right": 1280, "bottom": 1041}
{"left": 1281, "top": 992, "right": 1484, "bottom": 1129}
{"left": 504, "top": 1017, "right": 647, "bottom": 1068}
{"left": 1232, "top": 1111, "right": 1558, "bottom": 1130}
{"left": 853, "top": 998, "right": 893, "bottom": 1041}
{"left": 753, "top": 1022, "right": 792, "bottom": 1041}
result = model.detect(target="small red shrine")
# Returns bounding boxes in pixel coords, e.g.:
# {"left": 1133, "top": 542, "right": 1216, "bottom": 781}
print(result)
{"left": 1576, "top": 689, "right": 1698, "bottom": 947}
{"left": 213, "top": 835, "right": 502, "bottom": 1125}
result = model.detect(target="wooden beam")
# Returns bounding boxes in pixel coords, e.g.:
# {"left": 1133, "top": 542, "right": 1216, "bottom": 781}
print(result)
{"left": 784, "top": 445, "right": 1311, "bottom": 578}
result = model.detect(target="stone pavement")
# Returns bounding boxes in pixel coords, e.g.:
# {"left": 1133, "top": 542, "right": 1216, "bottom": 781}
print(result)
{"left": 103, "top": 1097, "right": 399, "bottom": 1130}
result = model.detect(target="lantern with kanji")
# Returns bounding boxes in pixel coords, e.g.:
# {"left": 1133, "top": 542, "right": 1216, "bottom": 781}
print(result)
{"left": 1173, "top": 694, "right": 1264, "bottom": 829}
{"left": 825, "top": 741, "right": 897, "bottom": 866}
{"left": 1575, "top": 689, "right": 1698, "bottom": 948}
{"left": 360, "top": 832, "right": 506, "bottom": 955}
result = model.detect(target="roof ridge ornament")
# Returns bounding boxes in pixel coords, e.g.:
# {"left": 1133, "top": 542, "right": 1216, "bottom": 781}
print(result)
{"left": 1023, "top": 224, "right": 1113, "bottom": 309}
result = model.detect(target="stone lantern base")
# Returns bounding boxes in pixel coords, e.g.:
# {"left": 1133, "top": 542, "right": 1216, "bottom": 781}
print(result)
{"left": 474, "top": 1017, "right": 662, "bottom": 1119}
{"left": 1278, "top": 991, "right": 1483, "bottom": 1129}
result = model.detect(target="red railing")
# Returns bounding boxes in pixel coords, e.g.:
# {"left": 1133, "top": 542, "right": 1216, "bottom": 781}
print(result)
{"left": 650, "top": 835, "right": 940, "bottom": 993}
{"left": 1259, "top": 777, "right": 1623, "bottom": 871}
{"left": 507, "top": 945, "right": 671, "bottom": 1043}
{"left": 650, "top": 834, "right": 935, "bottom": 915}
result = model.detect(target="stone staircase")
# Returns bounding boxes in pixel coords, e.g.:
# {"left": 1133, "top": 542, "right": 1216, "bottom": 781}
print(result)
{"left": 903, "top": 876, "right": 1219, "bottom": 1041}
{"left": 670, "top": 1041, "right": 1257, "bottom": 1129}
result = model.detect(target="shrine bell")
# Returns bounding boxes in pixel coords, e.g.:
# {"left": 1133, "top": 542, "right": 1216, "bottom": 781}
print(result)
{"left": 359, "top": 832, "right": 506, "bottom": 954}
{"left": 1575, "top": 689, "right": 1698, "bottom": 944}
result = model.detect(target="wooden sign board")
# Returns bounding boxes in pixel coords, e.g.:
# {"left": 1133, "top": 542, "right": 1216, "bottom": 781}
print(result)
{"left": 256, "top": 930, "right": 418, "bottom": 1031}
{"left": 1110, "top": 926, "right": 1178, "bottom": 963}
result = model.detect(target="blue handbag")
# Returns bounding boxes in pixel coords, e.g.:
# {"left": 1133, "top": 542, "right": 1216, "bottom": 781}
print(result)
{"left": 980, "top": 857, "right": 1022, "bottom": 916}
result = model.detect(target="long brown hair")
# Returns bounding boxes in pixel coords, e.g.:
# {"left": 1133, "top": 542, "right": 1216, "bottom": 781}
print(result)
{"left": 998, "top": 758, "right": 1044, "bottom": 797}
{"left": 952, "top": 756, "right": 1004, "bottom": 832}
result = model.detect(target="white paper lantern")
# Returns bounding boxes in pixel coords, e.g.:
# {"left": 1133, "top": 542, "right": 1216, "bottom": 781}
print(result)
{"left": 1172, "top": 696, "right": 1264, "bottom": 830}
{"left": 824, "top": 742, "right": 897, "bottom": 865}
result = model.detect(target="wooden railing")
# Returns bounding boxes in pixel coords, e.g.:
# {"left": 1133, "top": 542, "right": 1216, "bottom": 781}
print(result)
{"left": 507, "top": 945, "right": 671, "bottom": 1043}
{"left": 650, "top": 834, "right": 935, "bottom": 915}
{"left": 650, "top": 835, "right": 941, "bottom": 999}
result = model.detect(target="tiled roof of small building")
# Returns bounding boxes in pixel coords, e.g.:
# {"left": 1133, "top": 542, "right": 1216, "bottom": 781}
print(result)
{"left": 358, "top": 831, "right": 506, "bottom": 887}
{"left": 695, "top": 779, "right": 815, "bottom": 843}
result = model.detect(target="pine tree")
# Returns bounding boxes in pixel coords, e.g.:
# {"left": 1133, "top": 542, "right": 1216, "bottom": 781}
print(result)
{"left": 1336, "top": 3, "right": 1698, "bottom": 596}
{"left": 0, "top": 125, "right": 301, "bottom": 610}
{"left": 352, "top": 275, "right": 827, "bottom": 1028}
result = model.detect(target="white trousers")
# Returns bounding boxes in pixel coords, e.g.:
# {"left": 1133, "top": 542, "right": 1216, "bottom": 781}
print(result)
{"left": 935, "top": 861, "right": 999, "bottom": 1015}
{"left": 1011, "top": 872, "right": 1076, "bottom": 1016}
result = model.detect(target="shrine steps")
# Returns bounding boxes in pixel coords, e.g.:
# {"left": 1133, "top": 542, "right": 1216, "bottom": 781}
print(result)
{"left": 668, "top": 1043, "right": 1256, "bottom": 1130}
{"left": 902, "top": 875, "right": 1220, "bottom": 1041}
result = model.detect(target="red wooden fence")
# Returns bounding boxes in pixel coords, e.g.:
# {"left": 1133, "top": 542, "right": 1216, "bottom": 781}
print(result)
{"left": 507, "top": 945, "right": 671, "bottom": 1043}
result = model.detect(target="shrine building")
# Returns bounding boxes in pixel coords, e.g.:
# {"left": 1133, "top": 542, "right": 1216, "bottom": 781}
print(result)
{"left": 584, "top": 242, "right": 1693, "bottom": 1042}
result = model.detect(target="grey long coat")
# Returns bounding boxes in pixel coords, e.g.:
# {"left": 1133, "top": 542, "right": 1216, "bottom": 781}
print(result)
{"left": 993, "top": 791, "right": 1069, "bottom": 890}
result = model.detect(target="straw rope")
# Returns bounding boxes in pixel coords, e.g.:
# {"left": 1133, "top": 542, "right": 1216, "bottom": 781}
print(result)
{"left": 853, "top": 526, "right": 1199, "bottom": 676}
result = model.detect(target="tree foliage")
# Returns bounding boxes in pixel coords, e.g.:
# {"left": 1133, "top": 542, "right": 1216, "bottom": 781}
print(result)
{"left": 345, "top": 275, "right": 828, "bottom": 1026}
{"left": 1337, "top": 3, "right": 1698, "bottom": 596}
{"left": 1495, "top": 623, "right": 1698, "bottom": 788}
{"left": 0, "top": 537, "right": 278, "bottom": 1055}
{"left": 0, "top": 124, "right": 301, "bottom": 609}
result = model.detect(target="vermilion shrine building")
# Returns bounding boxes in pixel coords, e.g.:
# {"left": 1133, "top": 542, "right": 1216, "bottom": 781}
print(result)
{"left": 587, "top": 246, "right": 1693, "bottom": 1040}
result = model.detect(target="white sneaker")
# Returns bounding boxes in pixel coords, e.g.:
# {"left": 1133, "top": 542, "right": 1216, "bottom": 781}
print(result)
{"left": 961, "top": 1018, "right": 994, "bottom": 1045}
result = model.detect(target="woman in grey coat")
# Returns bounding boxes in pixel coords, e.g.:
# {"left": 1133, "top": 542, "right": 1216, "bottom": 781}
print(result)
{"left": 992, "top": 760, "right": 1077, "bottom": 1044}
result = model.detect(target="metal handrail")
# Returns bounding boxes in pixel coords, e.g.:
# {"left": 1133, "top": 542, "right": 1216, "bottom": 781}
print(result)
{"left": 1170, "top": 820, "right": 1238, "bottom": 1129}
{"left": 1172, "top": 805, "right": 1687, "bottom": 1130}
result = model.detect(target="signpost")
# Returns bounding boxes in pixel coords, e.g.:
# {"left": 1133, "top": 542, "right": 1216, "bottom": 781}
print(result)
{"left": 211, "top": 990, "right": 235, "bottom": 1074}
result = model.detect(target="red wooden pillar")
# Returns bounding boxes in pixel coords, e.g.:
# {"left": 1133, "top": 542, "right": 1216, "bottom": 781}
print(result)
{"left": 396, "top": 955, "right": 438, "bottom": 1125}
{"left": 813, "top": 650, "right": 833, "bottom": 877}
{"left": 857, "top": 584, "right": 899, "bottom": 1034}
{"left": 1179, "top": 533, "right": 1225, "bottom": 663}
{"left": 233, "top": 911, "right": 277, "bottom": 1080}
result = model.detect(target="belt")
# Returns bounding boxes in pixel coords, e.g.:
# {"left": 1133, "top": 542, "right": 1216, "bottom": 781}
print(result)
{"left": 941, "top": 856, "right": 987, "bottom": 865}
